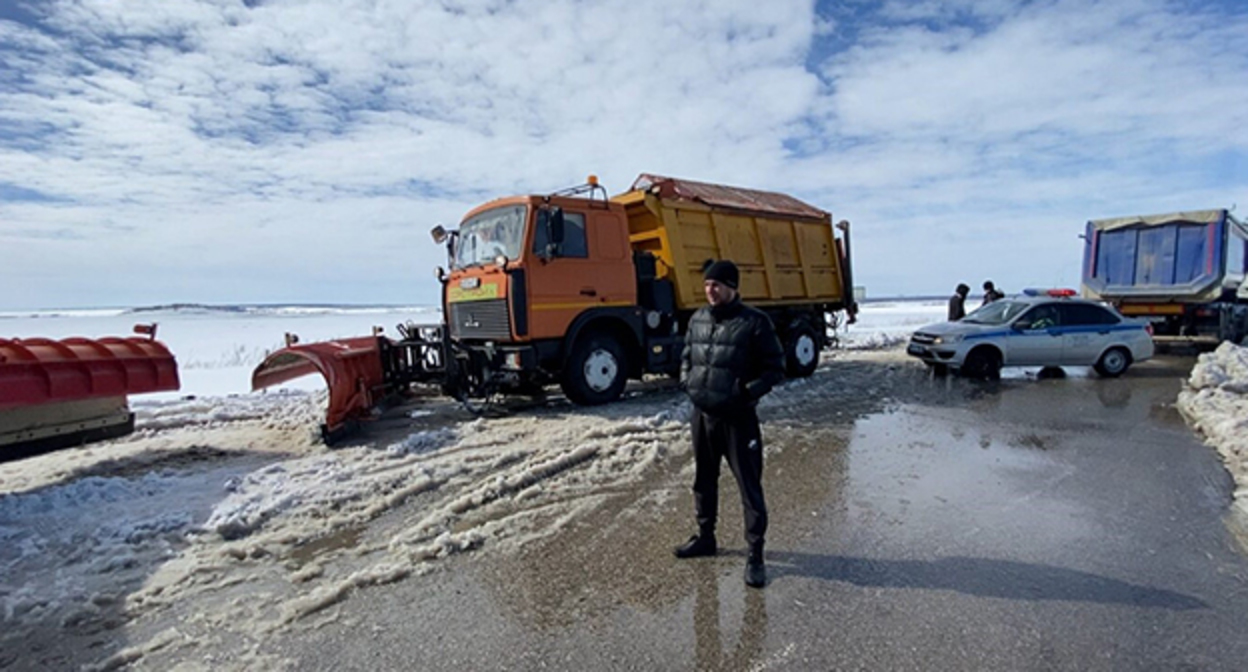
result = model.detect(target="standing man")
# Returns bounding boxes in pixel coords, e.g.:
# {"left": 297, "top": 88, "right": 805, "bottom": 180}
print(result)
{"left": 675, "top": 260, "right": 785, "bottom": 589}
{"left": 948, "top": 283, "right": 970, "bottom": 321}
{"left": 982, "top": 280, "right": 1004, "bottom": 306}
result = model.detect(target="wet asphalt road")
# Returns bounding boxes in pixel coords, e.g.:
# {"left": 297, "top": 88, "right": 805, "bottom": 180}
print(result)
{"left": 274, "top": 356, "right": 1248, "bottom": 671}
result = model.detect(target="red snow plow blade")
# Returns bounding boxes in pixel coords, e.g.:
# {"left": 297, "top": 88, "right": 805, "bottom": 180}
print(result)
{"left": 252, "top": 325, "right": 452, "bottom": 444}
{"left": 0, "top": 325, "right": 180, "bottom": 454}
{"left": 251, "top": 335, "right": 393, "bottom": 442}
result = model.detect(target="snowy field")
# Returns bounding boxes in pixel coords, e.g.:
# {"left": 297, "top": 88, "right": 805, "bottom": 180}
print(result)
{"left": 0, "top": 304, "right": 442, "bottom": 399}
{"left": 0, "top": 300, "right": 944, "bottom": 398}
{"left": 3, "top": 299, "right": 1246, "bottom": 670}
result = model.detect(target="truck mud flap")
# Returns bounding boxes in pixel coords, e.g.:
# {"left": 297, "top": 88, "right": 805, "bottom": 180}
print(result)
{"left": 251, "top": 336, "right": 391, "bottom": 441}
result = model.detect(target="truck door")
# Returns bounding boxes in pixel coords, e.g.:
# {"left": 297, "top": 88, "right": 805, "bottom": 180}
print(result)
{"left": 526, "top": 207, "right": 635, "bottom": 340}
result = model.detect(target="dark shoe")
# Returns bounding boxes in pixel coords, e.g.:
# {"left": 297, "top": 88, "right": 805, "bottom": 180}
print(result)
{"left": 745, "top": 558, "right": 766, "bottom": 588}
{"left": 673, "top": 534, "right": 717, "bottom": 559}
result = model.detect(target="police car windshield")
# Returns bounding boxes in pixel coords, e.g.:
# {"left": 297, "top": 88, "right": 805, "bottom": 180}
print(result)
{"left": 962, "top": 300, "right": 1030, "bottom": 325}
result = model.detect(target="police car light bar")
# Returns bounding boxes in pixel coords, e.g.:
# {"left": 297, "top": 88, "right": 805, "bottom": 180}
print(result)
{"left": 1021, "top": 288, "right": 1077, "bottom": 297}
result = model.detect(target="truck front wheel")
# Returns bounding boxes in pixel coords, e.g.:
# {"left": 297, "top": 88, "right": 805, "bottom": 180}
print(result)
{"left": 561, "top": 332, "right": 629, "bottom": 405}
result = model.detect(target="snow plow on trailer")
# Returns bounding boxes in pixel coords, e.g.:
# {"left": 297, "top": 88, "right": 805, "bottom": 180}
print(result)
{"left": 252, "top": 174, "right": 858, "bottom": 443}
{"left": 0, "top": 325, "right": 181, "bottom": 456}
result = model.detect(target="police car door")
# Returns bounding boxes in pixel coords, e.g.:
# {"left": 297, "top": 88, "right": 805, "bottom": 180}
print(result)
{"left": 1009, "top": 303, "right": 1063, "bottom": 366}
{"left": 1058, "top": 303, "right": 1117, "bottom": 366}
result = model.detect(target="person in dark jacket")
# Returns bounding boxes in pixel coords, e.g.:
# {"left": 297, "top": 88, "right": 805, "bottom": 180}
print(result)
{"left": 948, "top": 283, "right": 970, "bottom": 321}
{"left": 675, "top": 259, "right": 785, "bottom": 588}
{"left": 982, "top": 280, "right": 1004, "bottom": 306}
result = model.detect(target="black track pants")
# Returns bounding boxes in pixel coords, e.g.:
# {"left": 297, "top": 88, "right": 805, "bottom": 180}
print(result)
{"left": 690, "top": 407, "right": 767, "bottom": 548}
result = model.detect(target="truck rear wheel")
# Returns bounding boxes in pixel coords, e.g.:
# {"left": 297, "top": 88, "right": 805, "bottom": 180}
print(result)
{"left": 784, "top": 325, "right": 820, "bottom": 378}
{"left": 561, "top": 332, "right": 629, "bottom": 405}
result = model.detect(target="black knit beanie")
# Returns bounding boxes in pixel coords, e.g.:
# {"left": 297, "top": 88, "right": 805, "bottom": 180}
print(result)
{"left": 703, "top": 260, "right": 739, "bottom": 289}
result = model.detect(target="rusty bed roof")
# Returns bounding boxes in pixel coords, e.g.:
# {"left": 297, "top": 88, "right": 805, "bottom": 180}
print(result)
{"left": 630, "top": 174, "right": 829, "bottom": 220}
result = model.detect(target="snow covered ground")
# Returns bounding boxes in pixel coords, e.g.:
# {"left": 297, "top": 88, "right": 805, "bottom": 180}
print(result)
{"left": 0, "top": 301, "right": 943, "bottom": 669}
{"left": 9, "top": 299, "right": 1246, "bottom": 669}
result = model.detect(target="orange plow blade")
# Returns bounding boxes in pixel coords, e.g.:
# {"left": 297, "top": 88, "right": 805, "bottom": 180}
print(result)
{"left": 0, "top": 335, "right": 179, "bottom": 408}
{"left": 0, "top": 327, "right": 180, "bottom": 454}
{"left": 251, "top": 336, "right": 391, "bottom": 441}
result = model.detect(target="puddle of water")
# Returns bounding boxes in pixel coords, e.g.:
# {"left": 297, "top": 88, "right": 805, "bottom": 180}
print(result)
{"left": 837, "top": 405, "right": 1093, "bottom": 554}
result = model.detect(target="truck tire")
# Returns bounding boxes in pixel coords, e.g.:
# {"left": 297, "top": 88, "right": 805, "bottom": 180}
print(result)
{"left": 784, "top": 325, "right": 820, "bottom": 378}
{"left": 1094, "top": 347, "right": 1131, "bottom": 378}
{"left": 962, "top": 347, "right": 1001, "bottom": 380}
{"left": 561, "top": 332, "right": 629, "bottom": 405}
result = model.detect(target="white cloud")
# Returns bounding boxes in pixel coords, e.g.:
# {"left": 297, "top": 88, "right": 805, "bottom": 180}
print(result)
{"left": 0, "top": 0, "right": 1246, "bottom": 307}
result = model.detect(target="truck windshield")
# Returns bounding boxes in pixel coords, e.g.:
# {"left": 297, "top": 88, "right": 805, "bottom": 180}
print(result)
{"left": 454, "top": 205, "right": 527, "bottom": 269}
{"left": 962, "top": 300, "right": 1030, "bottom": 325}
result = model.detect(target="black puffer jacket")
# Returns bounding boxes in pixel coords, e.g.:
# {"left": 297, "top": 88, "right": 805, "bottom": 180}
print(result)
{"left": 680, "top": 298, "right": 785, "bottom": 416}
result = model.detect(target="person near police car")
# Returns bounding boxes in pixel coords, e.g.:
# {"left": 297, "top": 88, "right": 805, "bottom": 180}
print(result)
{"left": 674, "top": 259, "right": 785, "bottom": 589}
{"left": 948, "top": 283, "right": 970, "bottom": 321}
{"left": 982, "top": 280, "right": 1004, "bottom": 306}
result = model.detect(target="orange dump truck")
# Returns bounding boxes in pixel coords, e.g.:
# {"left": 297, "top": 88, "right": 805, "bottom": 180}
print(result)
{"left": 253, "top": 174, "right": 856, "bottom": 441}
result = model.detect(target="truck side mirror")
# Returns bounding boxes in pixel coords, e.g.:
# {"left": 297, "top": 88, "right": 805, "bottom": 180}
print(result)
{"left": 538, "top": 206, "right": 566, "bottom": 259}
{"left": 549, "top": 207, "right": 565, "bottom": 246}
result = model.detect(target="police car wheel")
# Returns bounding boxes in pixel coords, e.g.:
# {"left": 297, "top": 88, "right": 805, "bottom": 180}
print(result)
{"left": 1094, "top": 347, "right": 1131, "bottom": 378}
{"left": 963, "top": 348, "right": 1001, "bottom": 380}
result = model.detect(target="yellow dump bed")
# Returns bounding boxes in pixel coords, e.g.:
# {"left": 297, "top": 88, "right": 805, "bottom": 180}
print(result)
{"left": 613, "top": 174, "right": 851, "bottom": 312}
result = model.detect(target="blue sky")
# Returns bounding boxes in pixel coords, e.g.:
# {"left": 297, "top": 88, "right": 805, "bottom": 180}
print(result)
{"left": 1, "top": 0, "right": 1246, "bottom": 309}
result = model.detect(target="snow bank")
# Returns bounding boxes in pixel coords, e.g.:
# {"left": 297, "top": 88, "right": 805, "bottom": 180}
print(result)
{"left": 1177, "top": 341, "right": 1248, "bottom": 518}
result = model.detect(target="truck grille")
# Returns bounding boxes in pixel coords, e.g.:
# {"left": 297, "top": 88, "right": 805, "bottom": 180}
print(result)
{"left": 449, "top": 299, "right": 511, "bottom": 340}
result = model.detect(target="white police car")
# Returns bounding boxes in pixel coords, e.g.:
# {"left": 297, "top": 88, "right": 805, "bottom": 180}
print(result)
{"left": 907, "top": 289, "right": 1155, "bottom": 379}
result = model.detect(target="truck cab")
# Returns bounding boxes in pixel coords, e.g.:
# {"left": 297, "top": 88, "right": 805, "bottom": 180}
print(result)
{"left": 439, "top": 186, "right": 648, "bottom": 403}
